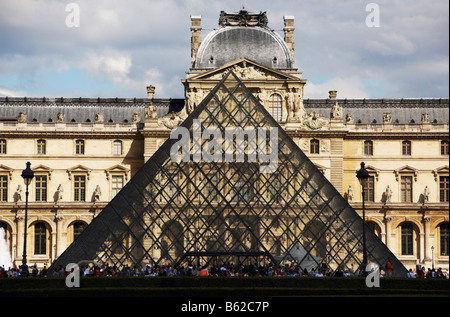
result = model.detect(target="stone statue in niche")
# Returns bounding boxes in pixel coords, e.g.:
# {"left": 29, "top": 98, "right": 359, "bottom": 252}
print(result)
{"left": 185, "top": 88, "right": 203, "bottom": 114}
{"left": 347, "top": 185, "right": 353, "bottom": 201}
{"left": 55, "top": 184, "right": 63, "bottom": 202}
{"left": 14, "top": 185, "right": 23, "bottom": 203}
{"left": 285, "top": 88, "right": 302, "bottom": 120}
{"left": 385, "top": 185, "right": 393, "bottom": 203}
{"left": 94, "top": 185, "right": 101, "bottom": 202}
{"left": 423, "top": 186, "right": 430, "bottom": 202}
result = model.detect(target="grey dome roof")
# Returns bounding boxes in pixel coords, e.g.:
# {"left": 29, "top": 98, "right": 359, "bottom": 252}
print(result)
{"left": 194, "top": 26, "right": 293, "bottom": 69}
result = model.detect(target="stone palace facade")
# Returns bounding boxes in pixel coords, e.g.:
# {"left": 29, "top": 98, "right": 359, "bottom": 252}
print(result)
{"left": 0, "top": 9, "right": 448, "bottom": 272}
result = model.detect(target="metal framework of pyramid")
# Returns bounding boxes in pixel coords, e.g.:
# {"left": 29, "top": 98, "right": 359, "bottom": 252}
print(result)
{"left": 48, "top": 71, "right": 407, "bottom": 276}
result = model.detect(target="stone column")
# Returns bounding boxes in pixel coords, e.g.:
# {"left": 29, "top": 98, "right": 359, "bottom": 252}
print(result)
{"left": 384, "top": 216, "right": 393, "bottom": 251}
{"left": 15, "top": 214, "right": 24, "bottom": 262}
{"left": 423, "top": 216, "right": 431, "bottom": 261}
{"left": 55, "top": 215, "right": 64, "bottom": 258}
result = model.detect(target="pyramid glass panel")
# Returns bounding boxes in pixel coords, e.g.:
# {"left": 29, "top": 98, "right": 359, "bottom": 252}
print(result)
{"left": 48, "top": 71, "right": 407, "bottom": 277}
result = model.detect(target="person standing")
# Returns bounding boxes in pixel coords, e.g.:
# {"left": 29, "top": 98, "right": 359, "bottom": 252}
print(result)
{"left": 385, "top": 258, "right": 393, "bottom": 277}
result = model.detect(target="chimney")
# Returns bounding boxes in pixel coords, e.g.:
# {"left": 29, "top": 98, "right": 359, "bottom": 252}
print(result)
{"left": 283, "top": 16, "right": 295, "bottom": 63}
{"left": 190, "top": 15, "right": 202, "bottom": 66}
{"left": 146, "top": 85, "right": 155, "bottom": 99}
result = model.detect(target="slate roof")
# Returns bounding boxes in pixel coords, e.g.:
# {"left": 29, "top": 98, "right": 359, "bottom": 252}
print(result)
{"left": 0, "top": 97, "right": 184, "bottom": 123}
{"left": 304, "top": 98, "right": 449, "bottom": 124}
{"left": 0, "top": 97, "right": 448, "bottom": 124}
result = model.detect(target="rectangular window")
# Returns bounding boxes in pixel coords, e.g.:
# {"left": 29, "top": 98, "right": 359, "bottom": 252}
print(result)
{"left": 35, "top": 175, "right": 47, "bottom": 202}
{"left": 0, "top": 175, "right": 7, "bottom": 202}
{"left": 364, "top": 141, "right": 373, "bottom": 156}
{"left": 74, "top": 175, "right": 86, "bottom": 201}
{"left": 402, "top": 141, "right": 411, "bottom": 156}
{"left": 0, "top": 139, "right": 6, "bottom": 154}
{"left": 441, "top": 141, "right": 449, "bottom": 156}
{"left": 363, "top": 176, "right": 375, "bottom": 202}
{"left": 401, "top": 176, "right": 413, "bottom": 202}
{"left": 114, "top": 140, "right": 122, "bottom": 155}
{"left": 112, "top": 175, "right": 124, "bottom": 198}
{"left": 34, "top": 223, "right": 47, "bottom": 255}
{"left": 75, "top": 140, "right": 85, "bottom": 155}
{"left": 440, "top": 176, "right": 449, "bottom": 203}
{"left": 440, "top": 224, "right": 449, "bottom": 256}
{"left": 310, "top": 139, "right": 320, "bottom": 154}
{"left": 401, "top": 223, "right": 414, "bottom": 255}
{"left": 37, "top": 140, "right": 46, "bottom": 154}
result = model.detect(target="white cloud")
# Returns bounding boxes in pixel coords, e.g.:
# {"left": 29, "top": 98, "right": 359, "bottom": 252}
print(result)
{"left": 304, "top": 76, "right": 370, "bottom": 99}
{"left": 0, "top": 0, "right": 448, "bottom": 99}
{"left": 365, "top": 33, "right": 415, "bottom": 56}
{"left": 0, "top": 86, "right": 26, "bottom": 97}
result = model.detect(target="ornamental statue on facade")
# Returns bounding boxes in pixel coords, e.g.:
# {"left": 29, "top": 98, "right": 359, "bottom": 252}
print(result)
{"left": 145, "top": 102, "right": 158, "bottom": 120}
{"left": 383, "top": 112, "right": 392, "bottom": 124}
{"left": 218, "top": 9, "right": 268, "bottom": 28}
{"left": 17, "top": 111, "right": 27, "bottom": 123}
{"left": 95, "top": 112, "right": 104, "bottom": 123}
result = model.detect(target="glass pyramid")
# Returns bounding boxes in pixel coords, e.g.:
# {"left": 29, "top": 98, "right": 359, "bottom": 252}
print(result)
{"left": 48, "top": 71, "right": 407, "bottom": 277}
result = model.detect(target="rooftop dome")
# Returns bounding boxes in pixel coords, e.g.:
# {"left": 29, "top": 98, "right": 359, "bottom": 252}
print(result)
{"left": 193, "top": 10, "right": 293, "bottom": 70}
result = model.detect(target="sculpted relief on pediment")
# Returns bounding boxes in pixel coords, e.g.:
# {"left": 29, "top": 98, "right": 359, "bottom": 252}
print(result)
{"left": 200, "top": 62, "right": 287, "bottom": 81}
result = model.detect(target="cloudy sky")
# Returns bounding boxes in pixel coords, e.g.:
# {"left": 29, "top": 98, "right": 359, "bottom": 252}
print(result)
{"left": 0, "top": 0, "right": 448, "bottom": 99}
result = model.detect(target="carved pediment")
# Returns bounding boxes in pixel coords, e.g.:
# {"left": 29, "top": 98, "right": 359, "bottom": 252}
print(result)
{"left": 105, "top": 165, "right": 130, "bottom": 181}
{"left": 394, "top": 165, "right": 419, "bottom": 181}
{"left": 67, "top": 165, "right": 92, "bottom": 180}
{"left": 432, "top": 165, "right": 449, "bottom": 181}
{"left": 32, "top": 164, "right": 54, "bottom": 179}
{"left": 188, "top": 58, "right": 299, "bottom": 82}
{"left": 0, "top": 164, "right": 13, "bottom": 180}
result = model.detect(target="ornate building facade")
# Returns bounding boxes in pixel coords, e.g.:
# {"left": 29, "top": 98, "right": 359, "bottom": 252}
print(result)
{"left": 0, "top": 9, "right": 448, "bottom": 272}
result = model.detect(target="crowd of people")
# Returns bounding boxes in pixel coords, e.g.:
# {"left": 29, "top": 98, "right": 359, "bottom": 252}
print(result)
{"left": 1, "top": 262, "right": 448, "bottom": 279}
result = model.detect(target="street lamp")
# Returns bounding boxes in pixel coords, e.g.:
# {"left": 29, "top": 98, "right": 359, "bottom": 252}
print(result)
{"left": 431, "top": 246, "right": 434, "bottom": 270}
{"left": 20, "top": 162, "right": 34, "bottom": 277}
{"left": 356, "top": 162, "right": 369, "bottom": 275}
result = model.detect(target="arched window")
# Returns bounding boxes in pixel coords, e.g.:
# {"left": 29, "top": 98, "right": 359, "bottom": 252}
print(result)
{"left": 439, "top": 223, "right": 449, "bottom": 256}
{"left": 268, "top": 94, "right": 282, "bottom": 121}
{"left": 34, "top": 222, "right": 47, "bottom": 255}
{"left": 401, "top": 223, "right": 414, "bottom": 255}
{"left": 73, "top": 222, "right": 87, "bottom": 241}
